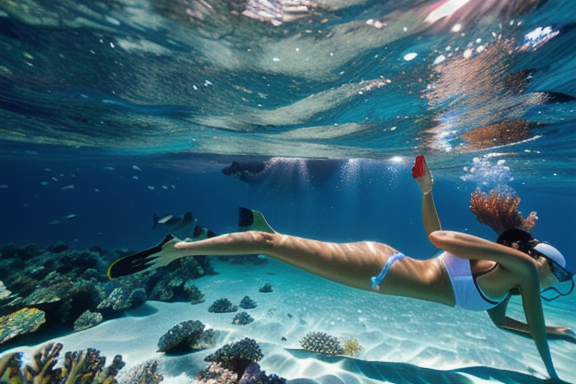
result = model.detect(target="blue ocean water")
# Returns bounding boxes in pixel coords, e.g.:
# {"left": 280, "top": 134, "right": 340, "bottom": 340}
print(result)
{"left": 0, "top": 0, "right": 574, "bottom": 249}
{"left": 0, "top": 0, "right": 575, "bottom": 381}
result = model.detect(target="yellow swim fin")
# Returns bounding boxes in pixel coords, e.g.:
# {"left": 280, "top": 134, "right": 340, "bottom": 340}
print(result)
{"left": 107, "top": 234, "right": 190, "bottom": 280}
{"left": 238, "top": 207, "right": 276, "bottom": 233}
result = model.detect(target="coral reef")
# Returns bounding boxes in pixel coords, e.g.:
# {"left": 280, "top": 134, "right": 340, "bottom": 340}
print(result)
{"left": 0, "top": 342, "right": 126, "bottom": 384}
{"left": 60, "top": 349, "right": 125, "bottom": 384}
{"left": 195, "top": 362, "right": 238, "bottom": 384}
{"left": 22, "top": 342, "right": 63, "bottom": 383}
{"left": 258, "top": 283, "right": 273, "bottom": 293}
{"left": 147, "top": 257, "right": 215, "bottom": 302}
{"left": 157, "top": 320, "right": 216, "bottom": 353}
{"left": 469, "top": 188, "right": 538, "bottom": 235}
{"left": 343, "top": 338, "right": 363, "bottom": 357}
{"left": 232, "top": 312, "right": 254, "bottom": 326}
{"left": 204, "top": 338, "right": 264, "bottom": 375}
{"left": 300, "top": 332, "right": 344, "bottom": 355}
{"left": 189, "top": 329, "right": 218, "bottom": 350}
{"left": 0, "top": 350, "right": 24, "bottom": 384}
{"left": 0, "top": 280, "right": 12, "bottom": 300}
{"left": 195, "top": 361, "right": 286, "bottom": 384}
{"left": 238, "top": 362, "right": 286, "bottom": 384}
{"left": 73, "top": 310, "right": 104, "bottom": 331}
{"left": 208, "top": 299, "right": 238, "bottom": 313}
{"left": 239, "top": 296, "right": 257, "bottom": 309}
{"left": 183, "top": 281, "right": 205, "bottom": 305}
{"left": 199, "top": 339, "right": 286, "bottom": 384}
{"left": 98, "top": 288, "right": 147, "bottom": 312}
{"left": 0, "top": 238, "right": 218, "bottom": 345}
{"left": 0, "top": 307, "right": 46, "bottom": 344}
{"left": 119, "top": 360, "right": 163, "bottom": 384}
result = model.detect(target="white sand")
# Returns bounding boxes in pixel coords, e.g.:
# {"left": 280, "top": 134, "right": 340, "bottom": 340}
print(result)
{"left": 2, "top": 258, "right": 575, "bottom": 384}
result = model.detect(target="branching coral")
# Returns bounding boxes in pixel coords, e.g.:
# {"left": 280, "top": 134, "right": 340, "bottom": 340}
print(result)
{"left": 469, "top": 188, "right": 538, "bottom": 235}
{"left": 0, "top": 352, "right": 24, "bottom": 384}
{"left": 4, "top": 343, "right": 125, "bottom": 384}
{"left": 56, "top": 347, "right": 125, "bottom": 384}
{"left": 23, "top": 342, "right": 63, "bottom": 384}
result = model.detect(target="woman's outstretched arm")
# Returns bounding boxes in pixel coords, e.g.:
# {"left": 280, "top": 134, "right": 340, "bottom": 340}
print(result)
{"left": 412, "top": 156, "right": 441, "bottom": 235}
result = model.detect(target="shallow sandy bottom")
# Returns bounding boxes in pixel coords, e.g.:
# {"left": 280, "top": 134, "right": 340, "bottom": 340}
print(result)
{"left": 3, "top": 258, "right": 575, "bottom": 384}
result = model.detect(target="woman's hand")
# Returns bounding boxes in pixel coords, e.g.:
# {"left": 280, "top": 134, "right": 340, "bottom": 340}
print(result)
{"left": 412, "top": 155, "right": 433, "bottom": 194}
{"left": 549, "top": 326, "right": 576, "bottom": 343}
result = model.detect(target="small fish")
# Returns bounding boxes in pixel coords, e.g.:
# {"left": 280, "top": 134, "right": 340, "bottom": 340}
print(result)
{"left": 49, "top": 213, "right": 77, "bottom": 225}
{"left": 152, "top": 212, "right": 196, "bottom": 231}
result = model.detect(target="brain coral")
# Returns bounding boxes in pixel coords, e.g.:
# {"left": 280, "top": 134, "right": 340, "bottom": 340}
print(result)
{"left": 300, "top": 332, "right": 344, "bottom": 355}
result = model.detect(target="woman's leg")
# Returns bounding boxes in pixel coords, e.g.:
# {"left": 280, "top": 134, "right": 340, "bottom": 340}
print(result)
{"left": 174, "top": 231, "right": 392, "bottom": 290}
{"left": 174, "top": 230, "right": 454, "bottom": 305}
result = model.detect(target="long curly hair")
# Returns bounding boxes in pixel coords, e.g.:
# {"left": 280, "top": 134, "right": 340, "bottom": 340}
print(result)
{"left": 469, "top": 187, "right": 538, "bottom": 235}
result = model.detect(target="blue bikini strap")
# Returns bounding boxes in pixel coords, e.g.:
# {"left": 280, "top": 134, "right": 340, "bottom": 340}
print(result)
{"left": 371, "top": 252, "right": 406, "bottom": 290}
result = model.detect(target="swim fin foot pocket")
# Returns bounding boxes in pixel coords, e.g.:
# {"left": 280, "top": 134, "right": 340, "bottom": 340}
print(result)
{"left": 238, "top": 207, "right": 276, "bottom": 233}
{"left": 107, "top": 234, "right": 177, "bottom": 280}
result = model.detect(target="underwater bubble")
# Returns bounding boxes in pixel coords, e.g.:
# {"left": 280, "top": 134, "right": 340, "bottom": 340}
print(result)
{"left": 460, "top": 155, "right": 513, "bottom": 188}
{"left": 403, "top": 52, "right": 417, "bottom": 61}
{"left": 433, "top": 55, "right": 446, "bottom": 65}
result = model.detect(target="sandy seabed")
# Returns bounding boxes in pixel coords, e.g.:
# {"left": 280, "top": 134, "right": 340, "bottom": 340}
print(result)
{"left": 2, "top": 258, "right": 575, "bottom": 384}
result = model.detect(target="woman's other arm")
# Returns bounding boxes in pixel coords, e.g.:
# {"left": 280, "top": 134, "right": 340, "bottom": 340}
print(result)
{"left": 488, "top": 297, "right": 576, "bottom": 342}
{"left": 412, "top": 156, "right": 441, "bottom": 235}
{"left": 429, "top": 230, "right": 559, "bottom": 379}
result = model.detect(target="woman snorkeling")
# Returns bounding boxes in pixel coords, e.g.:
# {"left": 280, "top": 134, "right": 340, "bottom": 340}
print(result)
{"left": 108, "top": 156, "right": 574, "bottom": 380}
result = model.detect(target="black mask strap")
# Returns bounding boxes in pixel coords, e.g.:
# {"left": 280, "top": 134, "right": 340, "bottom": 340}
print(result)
{"left": 541, "top": 279, "right": 575, "bottom": 302}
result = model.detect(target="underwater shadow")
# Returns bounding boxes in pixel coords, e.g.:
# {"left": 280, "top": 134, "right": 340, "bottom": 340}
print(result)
{"left": 286, "top": 349, "right": 555, "bottom": 384}
{"left": 124, "top": 303, "right": 159, "bottom": 317}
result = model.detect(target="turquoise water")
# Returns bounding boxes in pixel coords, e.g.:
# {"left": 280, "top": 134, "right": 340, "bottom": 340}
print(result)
{"left": 0, "top": 0, "right": 575, "bottom": 382}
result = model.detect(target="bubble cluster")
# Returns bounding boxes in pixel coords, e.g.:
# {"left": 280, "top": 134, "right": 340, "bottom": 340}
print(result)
{"left": 461, "top": 155, "right": 513, "bottom": 189}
